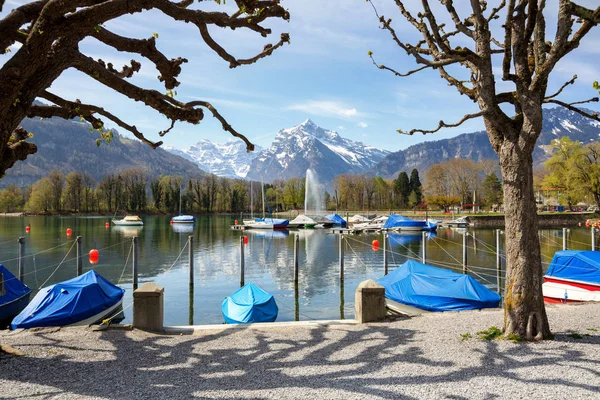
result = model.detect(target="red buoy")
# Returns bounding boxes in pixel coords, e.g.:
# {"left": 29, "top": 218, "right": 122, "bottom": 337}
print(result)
{"left": 243, "top": 235, "right": 248, "bottom": 244}
{"left": 170, "top": 220, "right": 174, "bottom": 225}
{"left": 586, "top": 219, "right": 591, "bottom": 227}
{"left": 25, "top": 225, "right": 31, "bottom": 233}
{"left": 372, "top": 243, "right": 379, "bottom": 251}
{"left": 89, "top": 249, "right": 99, "bottom": 264}
{"left": 372, "top": 239, "right": 379, "bottom": 246}
{"left": 105, "top": 222, "right": 110, "bottom": 228}
{"left": 235, "top": 220, "right": 239, "bottom": 225}
{"left": 66, "top": 228, "right": 73, "bottom": 236}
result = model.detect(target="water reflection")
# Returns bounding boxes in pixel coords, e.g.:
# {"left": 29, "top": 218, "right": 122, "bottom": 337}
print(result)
{"left": 0, "top": 215, "right": 597, "bottom": 326}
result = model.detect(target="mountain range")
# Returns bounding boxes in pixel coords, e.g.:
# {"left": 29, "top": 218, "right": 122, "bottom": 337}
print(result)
{"left": 2, "top": 107, "right": 599, "bottom": 189}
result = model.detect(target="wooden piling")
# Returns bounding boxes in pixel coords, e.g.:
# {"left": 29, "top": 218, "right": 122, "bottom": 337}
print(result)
{"left": 76, "top": 236, "right": 82, "bottom": 276}
{"left": 563, "top": 227, "right": 568, "bottom": 250}
{"left": 339, "top": 234, "right": 344, "bottom": 281}
{"left": 422, "top": 231, "right": 427, "bottom": 264}
{"left": 294, "top": 233, "right": 299, "bottom": 284}
{"left": 188, "top": 236, "right": 194, "bottom": 283}
{"left": 240, "top": 235, "right": 245, "bottom": 287}
{"left": 132, "top": 236, "right": 139, "bottom": 290}
{"left": 592, "top": 227, "right": 596, "bottom": 251}
{"left": 383, "top": 233, "right": 388, "bottom": 275}
{"left": 17, "top": 237, "right": 25, "bottom": 283}
{"left": 462, "top": 232, "right": 468, "bottom": 274}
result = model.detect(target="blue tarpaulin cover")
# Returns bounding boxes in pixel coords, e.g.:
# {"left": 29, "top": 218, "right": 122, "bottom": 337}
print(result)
{"left": 383, "top": 215, "right": 437, "bottom": 231}
{"left": 325, "top": 214, "right": 346, "bottom": 227}
{"left": 377, "top": 260, "right": 501, "bottom": 312}
{"left": 222, "top": 283, "right": 278, "bottom": 324}
{"left": 11, "top": 270, "right": 124, "bottom": 329}
{"left": 0, "top": 264, "right": 31, "bottom": 307}
{"left": 545, "top": 250, "right": 600, "bottom": 284}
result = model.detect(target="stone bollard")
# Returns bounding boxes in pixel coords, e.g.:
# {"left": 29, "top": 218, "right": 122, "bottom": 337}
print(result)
{"left": 355, "top": 279, "right": 386, "bottom": 323}
{"left": 133, "top": 282, "right": 164, "bottom": 332}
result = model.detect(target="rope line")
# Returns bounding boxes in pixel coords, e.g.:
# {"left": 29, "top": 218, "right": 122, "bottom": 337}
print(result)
{"left": 117, "top": 240, "right": 134, "bottom": 286}
{"left": 38, "top": 239, "right": 77, "bottom": 289}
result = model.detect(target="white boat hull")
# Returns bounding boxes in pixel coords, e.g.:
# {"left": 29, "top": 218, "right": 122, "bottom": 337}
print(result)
{"left": 68, "top": 298, "right": 124, "bottom": 326}
{"left": 543, "top": 281, "right": 600, "bottom": 303}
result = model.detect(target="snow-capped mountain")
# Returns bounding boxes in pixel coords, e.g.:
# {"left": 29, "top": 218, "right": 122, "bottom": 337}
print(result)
{"left": 166, "top": 139, "right": 263, "bottom": 179}
{"left": 245, "top": 119, "right": 390, "bottom": 184}
{"left": 371, "top": 107, "right": 600, "bottom": 179}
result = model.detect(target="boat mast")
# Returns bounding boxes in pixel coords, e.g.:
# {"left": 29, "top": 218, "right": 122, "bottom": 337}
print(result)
{"left": 261, "top": 177, "right": 265, "bottom": 219}
{"left": 250, "top": 180, "right": 253, "bottom": 219}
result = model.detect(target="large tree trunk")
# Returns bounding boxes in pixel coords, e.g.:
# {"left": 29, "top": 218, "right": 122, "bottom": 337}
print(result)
{"left": 498, "top": 134, "right": 552, "bottom": 340}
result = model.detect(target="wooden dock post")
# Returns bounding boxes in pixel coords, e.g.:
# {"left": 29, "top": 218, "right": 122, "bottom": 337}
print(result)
{"left": 240, "top": 235, "right": 245, "bottom": 287}
{"left": 422, "top": 231, "right": 427, "bottom": 264}
{"left": 132, "top": 236, "right": 139, "bottom": 290}
{"left": 76, "top": 236, "right": 82, "bottom": 276}
{"left": 563, "top": 227, "right": 568, "bottom": 250}
{"left": 189, "top": 235, "right": 194, "bottom": 326}
{"left": 593, "top": 227, "right": 596, "bottom": 251}
{"left": 462, "top": 231, "right": 468, "bottom": 274}
{"left": 383, "top": 232, "right": 388, "bottom": 275}
{"left": 17, "top": 237, "right": 25, "bottom": 283}
{"left": 339, "top": 234, "right": 344, "bottom": 281}
{"left": 496, "top": 229, "right": 502, "bottom": 294}
{"left": 293, "top": 233, "right": 299, "bottom": 284}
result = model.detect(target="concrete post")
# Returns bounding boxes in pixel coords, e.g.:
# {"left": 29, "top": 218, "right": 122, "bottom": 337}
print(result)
{"left": 76, "top": 236, "right": 83, "bottom": 276}
{"left": 17, "top": 237, "right": 25, "bottom": 283}
{"left": 133, "top": 282, "right": 164, "bottom": 332}
{"left": 355, "top": 280, "right": 386, "bottom": 323}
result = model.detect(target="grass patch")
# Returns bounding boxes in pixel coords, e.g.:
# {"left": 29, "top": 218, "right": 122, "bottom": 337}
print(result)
{"left": 587, "top": 327, "right": 598, "bottom": 332}
{"left": 477, "top": 326, "right": 503, "bottom": 340}
{"left": 506, "top": 333, "right": 523, "bottom": 343}
{"left": 460, "top": 332, "right": 472, "bottom": 341}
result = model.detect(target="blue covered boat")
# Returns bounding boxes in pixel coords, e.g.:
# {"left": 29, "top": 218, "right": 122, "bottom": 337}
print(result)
{"left": 387, "top": 232, "right": 435, "bottom": 247}
{"left": 11, "top": 270, "right": 124, "bottom": 329}
{"left": 0, "top": 264, "right": 31, "bottom": 325}
{"left": 325, "top": 213, "right": 347, "bottom": 227}
{"left": 222, "top": 283, "right": 278, "bottom": 324}
{"left": 377, "top": 260, "right": 500, "bottom": 312}
{"left": 543, "top": 250, "right": 600, "bottom": 303}
{"left": 382, "top": 215, "right": 437, "bottom": 231}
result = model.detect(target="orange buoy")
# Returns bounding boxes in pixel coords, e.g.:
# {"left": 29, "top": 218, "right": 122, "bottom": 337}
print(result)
{"left": 25, "top": 225, "right": 31, "bottom": 233}
{"left": 243, "top": 235, "right": 248, "bottom": 244}
{"left": 89, "top": 249, "right": 99, "bottom": 264}
{"left": 105, "top": 222, "right": 110, "bottom": 228}
{"left": 170, "top": 220, "right": 174, "bottom": 225}
{"left": 66, "top": 228, "right": 73, "bottom": 236}
{"left": 235, "top": 220, "right": 239, "bottom": 225}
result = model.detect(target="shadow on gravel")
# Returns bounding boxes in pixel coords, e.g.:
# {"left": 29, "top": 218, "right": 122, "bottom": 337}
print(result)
{"left": 2, "top": 325, "right": 600, "bottom": 399}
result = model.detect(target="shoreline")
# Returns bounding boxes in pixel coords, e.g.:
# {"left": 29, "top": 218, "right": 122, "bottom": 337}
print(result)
{"left": 1, "top": 302, "right": 599, "bottom": 399}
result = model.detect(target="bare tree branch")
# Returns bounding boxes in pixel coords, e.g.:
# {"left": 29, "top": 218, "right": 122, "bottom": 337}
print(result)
{"left": 398, "top": 112, "right": 484, "bottom": 135}
{"left": 544, "top": 98, "right": 600, "bottom": 122}
{"left": 545, "top": 75, "right": 577, "bottom": 101}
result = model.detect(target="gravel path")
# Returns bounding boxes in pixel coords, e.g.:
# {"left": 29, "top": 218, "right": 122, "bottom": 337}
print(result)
{"left": 1, "top": 303, "right": 599, "bottom": 400}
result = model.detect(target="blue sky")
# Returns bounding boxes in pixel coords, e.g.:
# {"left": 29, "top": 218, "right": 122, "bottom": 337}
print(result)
{"left": 3, "top": 0, "right": 600, "bottom": 152}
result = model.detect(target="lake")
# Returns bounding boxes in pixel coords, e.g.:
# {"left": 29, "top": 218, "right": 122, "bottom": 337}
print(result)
{"left": 0, "top": 215, "right": 593, "bottom": 326}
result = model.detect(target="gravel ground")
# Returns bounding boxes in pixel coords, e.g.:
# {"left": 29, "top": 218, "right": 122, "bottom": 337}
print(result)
{"left": 1, "top": 302, "right": 599, "bottom": 400}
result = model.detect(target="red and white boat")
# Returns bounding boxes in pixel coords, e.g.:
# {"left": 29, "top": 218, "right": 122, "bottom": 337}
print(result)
{"left": 543, "top": 250, "right": 600, "bottom": 303}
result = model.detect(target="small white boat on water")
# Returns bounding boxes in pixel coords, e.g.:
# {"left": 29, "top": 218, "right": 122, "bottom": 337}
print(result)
{"left": 171, "top": 214, "right": 196, "bottom": 224}
{"left": 352, "top": 216, "right": 388, "bottom": 231}
{"left": 112, "top": 215, "right": 143, "bottom": 226}
{"left": 446, "top": 216, "right": 470, "bottom": 228}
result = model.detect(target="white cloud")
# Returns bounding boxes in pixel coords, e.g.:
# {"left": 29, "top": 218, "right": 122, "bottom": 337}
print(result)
{"left": 337, "top": 126, "right": 346, "bottom": 130}
{"left": 357, "top": 122, "right": 368, "bottom": 128}
{"left": 287, "top": 100, "right": 363, "bottom": 119}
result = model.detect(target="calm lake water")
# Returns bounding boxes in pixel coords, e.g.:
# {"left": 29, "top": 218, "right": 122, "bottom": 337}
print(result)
{"left": 0, "top": 215, "right": 593, "bottom": 326}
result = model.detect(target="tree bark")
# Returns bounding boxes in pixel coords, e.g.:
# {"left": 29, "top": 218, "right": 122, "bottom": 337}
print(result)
{"left": 498, "top": 131, "right": 552, "bottom": 340}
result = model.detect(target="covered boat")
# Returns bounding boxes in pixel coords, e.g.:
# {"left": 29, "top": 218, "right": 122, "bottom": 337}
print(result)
{"left": 287, "top": 214, "right": 317, "bottom": 229}
{"left": 324, "top": 213, "right": 347, "bottom": 227}
{"left": 112, "top": 215, "right": 143, "bottom": 226}
{"left": 377, "top": 260, "right": 501, "bottom": 312}
{"left": 446, "top": 216, "right": 470, "bottom": 227}
{"left": 387, "top": 232, "right": 435, "bottom": 247}
{"left": 221, "top": 283, "right": 278, "bottom": 324}
{"left": 171, "top": 214, "right": 196, "bottom": 224}
{"left": 0, "top": 264, "right": 31, "bottom": 325}
{"left": 382, "top": 215, "right": 437, "bottom": 231}
{"left": 243, "top": 217, "right": 289, "bottom": 229}
{"left": 11, "top": 270, "right": 124, "bottom": 329}
{"left": 543, "top": 250, "right": 600, "bottom": 303}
